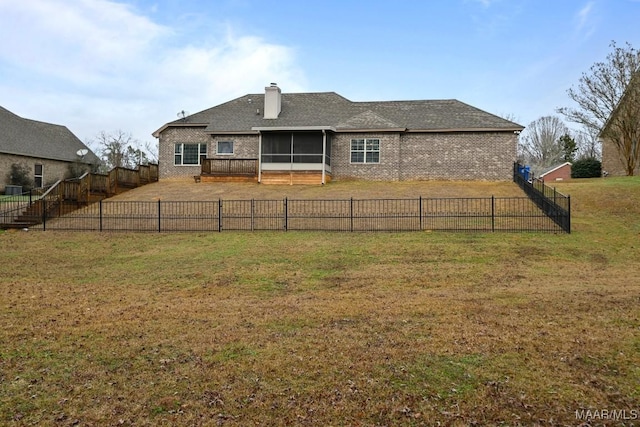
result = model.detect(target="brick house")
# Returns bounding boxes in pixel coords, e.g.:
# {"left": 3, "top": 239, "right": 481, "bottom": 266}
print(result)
{"left": 539, "top": 162, "right": 572, "bottom": 182}
{"left": 1, "top": 106, "right": 100, "bottom": 193}
{"left": 153, "top": 84, "right": 523, "bottom": 184}
{"left": 600, "top": 72, "right": 640, "bottom": 176}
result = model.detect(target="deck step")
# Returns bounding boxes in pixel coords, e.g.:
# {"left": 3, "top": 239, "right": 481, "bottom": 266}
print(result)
{"left": 260, "top": 172, "right": 331, "bottom": 185}
{"left": 200, "top": 175, "right": 258, "bottom": 183}
{"left": 0, "top": 220, "right": 40, "bottom": 229}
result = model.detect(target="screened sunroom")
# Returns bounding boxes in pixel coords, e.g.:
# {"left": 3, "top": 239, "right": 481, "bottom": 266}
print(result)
{"left": 254, "top": 127, "right": 333, "bottom": 184}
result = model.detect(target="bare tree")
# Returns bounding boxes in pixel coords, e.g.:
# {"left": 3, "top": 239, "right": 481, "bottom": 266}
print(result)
{"left": 499, "top": 113, "right": 521, "bottom": 124}
{"left": 90, "top": 130, "right": 152, "bottom": 173}
{"left": 519, "top": 116, "right": 569, "bottom": 173}
{"left": 574, "top": 128, "right": 602, "bottom": 160}
{"left": 143, "top": 140, "right": 159, "bottom": 164}
{"left": 557, "top": 41, "right": 640, "bottom": 175}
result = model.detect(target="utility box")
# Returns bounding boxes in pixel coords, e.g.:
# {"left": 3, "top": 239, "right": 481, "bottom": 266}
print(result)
{"left": 4, "top": 185, "right": 23, "bottom": 195}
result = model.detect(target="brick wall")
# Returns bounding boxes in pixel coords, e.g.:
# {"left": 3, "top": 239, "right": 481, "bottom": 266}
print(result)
{"left": 0, "top": 153, "right": 82, "bottom": 193}
{"left": 158, "top": 127, "right": 260, "bottom": 179}
{"left": 601, "top": 137, "right": 640, "bottom": 176}
{"left": 541, "top": 164, "right": 571, "bottom": 182}
{"left": 331, "top": 133, "right": 401, "bottom": 180}
{"left": 159, "top": 127, "right": 517, "bottom": 181}
{"left": 399, "top": 131, "right": 517, "bottom": 181}
{"left": 210, "top": 135, "right": 259, "bottom": 159}
{"left": 158, "top": 126, "right": 210, "bottom": 179}
{"left": 331, "top": 131, "right": 516, "bottom": 181}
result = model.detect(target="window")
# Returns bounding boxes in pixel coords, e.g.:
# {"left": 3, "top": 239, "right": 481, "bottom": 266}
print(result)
{"left": 350, "top": 138, "right": 380, "bottom": 164}
{"left": 34, "top": 164, "right": 43, "bottom": 187}
{"left": 216, "top": 141, "right": 234, "bottom": 155}
{"left": 174, "top": 143, "right": 207, "bottom": 165}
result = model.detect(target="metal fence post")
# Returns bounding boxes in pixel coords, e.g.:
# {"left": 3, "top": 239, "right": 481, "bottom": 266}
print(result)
{"left": 419, "top": 196, "right": 423, "bottom": 231}
{"left": 567, "top": 195, "right": 571, "bottom": 234}
{"left": 99, "top": 199, "right": 103, "bottom": 232}
{"left": 218, "top": 198, "right": 222, "bottom": 232}
{"left": 158, "top": 199, "right": 161, "bottom": 233}
{"left": 491, "top": 196, "right": 495, "bottom": 232}
{"left": 284, "top": 198, "right": 288, "bottom": 231}
{"left": 350, "top": 198, "right": 354, "bottom": 232}
{"left": 42, "top": 199, "right": 46, "bottom": 231}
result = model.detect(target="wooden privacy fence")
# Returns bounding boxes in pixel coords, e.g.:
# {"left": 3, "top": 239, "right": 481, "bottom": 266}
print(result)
{"left": 32, "top": 196, "right": 568, "bottom": 233}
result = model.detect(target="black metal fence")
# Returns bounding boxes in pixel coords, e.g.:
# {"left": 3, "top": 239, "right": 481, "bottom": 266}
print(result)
{"left": 513, "top": 163, "right": 571, "bottom": 233}
{"left": 0, "top": 188, "right": 47, "bottom": 227}
{"left": 27, "top": 196, "right": 566, "bottom": 233}
{"left": 1, "top": 164, "right": 160, "bottom": 230}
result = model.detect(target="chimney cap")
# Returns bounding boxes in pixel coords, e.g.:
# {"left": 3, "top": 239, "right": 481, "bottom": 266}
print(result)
{"left": 270, "top": 82, "right": 278, "bottom": 87}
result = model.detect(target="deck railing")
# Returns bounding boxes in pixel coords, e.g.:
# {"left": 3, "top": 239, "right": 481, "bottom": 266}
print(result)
{"left": 1, "top": 164, "right": 159, "bottom": 229}
{"left": 202, "top": 158, "right": 258, "bottom": 176}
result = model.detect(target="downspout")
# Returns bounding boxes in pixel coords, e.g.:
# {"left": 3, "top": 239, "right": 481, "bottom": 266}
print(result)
{"left": 258, "top": 132, "right": 262, "bottom": 183}
{"left": 290, "top": 133, "right": 294, "bottom": 185}
{"left": 322, "top": 130, "right": 327, "bottom": 185}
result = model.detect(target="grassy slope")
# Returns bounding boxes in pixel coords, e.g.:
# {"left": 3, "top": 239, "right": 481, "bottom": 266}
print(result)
{"left": 0, "top": 178, "right": 639, "bottom": 426}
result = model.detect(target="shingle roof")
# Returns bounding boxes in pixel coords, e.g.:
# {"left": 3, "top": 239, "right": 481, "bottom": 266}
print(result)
{"left": 155, "top": 91, "right": 523, "bottom": 135}
{"left": 0, "top": 106, "right": 100, "bottom": 164}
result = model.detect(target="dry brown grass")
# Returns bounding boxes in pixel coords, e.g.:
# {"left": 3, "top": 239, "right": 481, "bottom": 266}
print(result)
{"left": 1, "top": 178, "right": 639, "bottom": 426}
{"left": 111, "top": 178, "right": 526, "bottom": 201}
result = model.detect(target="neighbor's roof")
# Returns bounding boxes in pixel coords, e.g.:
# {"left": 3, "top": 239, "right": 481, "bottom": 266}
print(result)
{"left": 154, "top": 91, "right": 524, "bottom": 136}
{"left": 539, "top": 162, "right": 572, "bottom": 178}
{"left": 0, "top": 106, "right": 100, "bottom": 164}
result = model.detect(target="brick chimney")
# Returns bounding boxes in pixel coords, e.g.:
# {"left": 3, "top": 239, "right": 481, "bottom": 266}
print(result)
{"left": 263, "top": 83, "right": 281, "bottom": 119}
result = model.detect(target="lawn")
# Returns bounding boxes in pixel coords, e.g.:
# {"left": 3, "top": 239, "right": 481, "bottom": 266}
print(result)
{"left": 1, "top": 178, "right": 639, "bottom": 426}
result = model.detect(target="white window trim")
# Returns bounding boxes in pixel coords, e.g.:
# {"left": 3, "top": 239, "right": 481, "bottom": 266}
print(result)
{"left": 174, "top": 143, "right": 207, "bottom": 166}
{"left": 34, "top": 164, "right": 44, "bottom": 187}
{"left": 350, "top": 138, "right": 380, "bottom": 164}
{"left": 216, "top": 141, "right": 234, "bottom": 155}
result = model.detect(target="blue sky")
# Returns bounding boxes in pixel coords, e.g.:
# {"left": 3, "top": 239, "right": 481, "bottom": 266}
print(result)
{"left": 1, "top": 0, "right": 639, "bottom": 151}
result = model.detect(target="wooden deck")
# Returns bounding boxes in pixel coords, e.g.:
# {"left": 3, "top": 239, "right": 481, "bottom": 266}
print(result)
{"left": 0, "top": 164, "right": 159, "bottom": 229}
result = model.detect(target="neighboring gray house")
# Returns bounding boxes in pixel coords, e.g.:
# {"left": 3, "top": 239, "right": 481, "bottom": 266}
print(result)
{"left": 154, "top": 84, "right": 524, "bottom": 184}
{"left": 1, "top": 106, "right": 100, "bottom": 193}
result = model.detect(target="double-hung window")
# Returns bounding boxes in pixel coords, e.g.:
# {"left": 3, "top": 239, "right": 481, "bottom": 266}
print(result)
{"left": 216, "top": 141, "right": 234, "bottom": 155}
{"left": 174, "top": 143, "right": 207, "bottom": 165}
{"left": 34, "top": 164, "right": 43, "bottom": 187}
{"left": 350, "top": 138, "right": 380, "bottom": 164}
